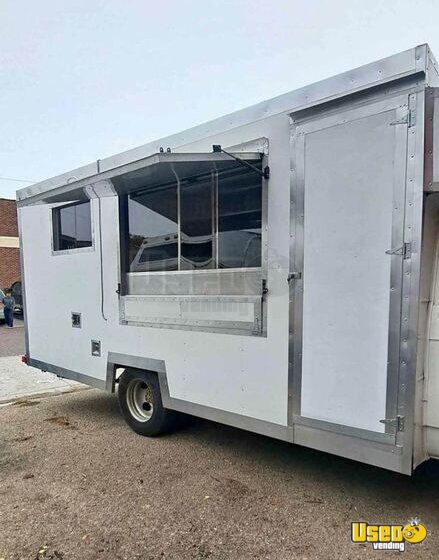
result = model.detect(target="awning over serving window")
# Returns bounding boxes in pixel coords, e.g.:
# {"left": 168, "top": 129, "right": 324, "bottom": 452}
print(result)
{"left": 19, "top": 151, "right": 264, "bottom": 206}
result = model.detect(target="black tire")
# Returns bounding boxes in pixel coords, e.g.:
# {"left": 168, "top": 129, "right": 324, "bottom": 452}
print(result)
{"left": 118, "top": 368, "right": 176, "bottom": 436}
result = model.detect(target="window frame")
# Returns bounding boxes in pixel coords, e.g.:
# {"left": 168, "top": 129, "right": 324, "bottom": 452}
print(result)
{"left": 51, "top": 200, "right": 95, "bottom": 255}
{"left": 119, "top": 162, "right": 267, "bottom": 281}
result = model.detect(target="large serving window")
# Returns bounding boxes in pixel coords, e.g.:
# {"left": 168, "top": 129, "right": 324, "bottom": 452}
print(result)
{"left": 124, "top": 166, "right": 262, "bottom": 273}
{"left": 110, "top": 150, "right": 268, "bottom": 335}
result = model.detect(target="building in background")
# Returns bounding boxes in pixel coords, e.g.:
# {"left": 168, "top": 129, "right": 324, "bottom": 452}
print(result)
{"left": 0, "top": 198, "right": 21, "bottom": 290}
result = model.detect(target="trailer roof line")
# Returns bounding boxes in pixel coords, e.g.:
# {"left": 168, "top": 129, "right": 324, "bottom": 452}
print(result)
{"left": 17, "top": 44, "right": 430, "bottom": 203}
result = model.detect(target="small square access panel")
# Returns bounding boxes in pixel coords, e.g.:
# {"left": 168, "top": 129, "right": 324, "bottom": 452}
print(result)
{"left": 91, "top": 339, "right": 101, "bottom": 357}
{"left": 71, "top": 312, "right": 81, "bottom": 328}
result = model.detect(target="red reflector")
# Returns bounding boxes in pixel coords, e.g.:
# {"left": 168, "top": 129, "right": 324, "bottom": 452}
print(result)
{"left": 21, "top": 355, "right": 28, "bottom": 364}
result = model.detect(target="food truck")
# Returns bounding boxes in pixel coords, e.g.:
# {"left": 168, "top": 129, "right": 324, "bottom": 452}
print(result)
{"left": 17, "top": 44, "right": 439, "bottom": 474}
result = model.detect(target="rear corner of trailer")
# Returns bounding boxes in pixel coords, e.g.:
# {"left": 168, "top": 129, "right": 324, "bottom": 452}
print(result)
{"left": 421, "top": 81, "right": 439, "bottom": 467}
{"left": 17, "top": 190, "right": 109, "bottom": 390}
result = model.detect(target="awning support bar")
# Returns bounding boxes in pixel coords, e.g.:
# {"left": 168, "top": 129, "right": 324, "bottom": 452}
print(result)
{"left": 212, "top": 145, "right": 269, "bottom": 180}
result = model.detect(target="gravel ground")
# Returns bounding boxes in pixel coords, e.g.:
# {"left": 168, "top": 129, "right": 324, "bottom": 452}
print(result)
{"left": 0, "top": 390, "right": 438, "bottom": 560}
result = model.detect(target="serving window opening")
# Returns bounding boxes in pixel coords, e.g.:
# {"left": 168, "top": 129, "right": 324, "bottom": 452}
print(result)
{"left": 114, "top": 149, "right": 267, "bottom": 333}
{"left": 122, "top": 164, "right": 263, "bottom": 273}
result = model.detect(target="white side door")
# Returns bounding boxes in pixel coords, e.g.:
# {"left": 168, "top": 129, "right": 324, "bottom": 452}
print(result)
{"left": 290, "top": 94, "right": 412, "bottom": 443}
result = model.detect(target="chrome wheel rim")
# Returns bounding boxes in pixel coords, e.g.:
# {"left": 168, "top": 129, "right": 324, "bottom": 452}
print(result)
{"left": 126, "top": 379, "right": 154, "bottom": 422}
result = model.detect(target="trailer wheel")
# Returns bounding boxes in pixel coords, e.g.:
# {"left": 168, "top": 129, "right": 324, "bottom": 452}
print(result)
{"left": 118, "top": 368, "right": 175, "bottom": 436}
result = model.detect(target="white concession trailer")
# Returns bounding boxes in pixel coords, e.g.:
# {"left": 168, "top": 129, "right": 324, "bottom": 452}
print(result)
{"left": 17, "top": 44, "right": 439, "bottom": 474}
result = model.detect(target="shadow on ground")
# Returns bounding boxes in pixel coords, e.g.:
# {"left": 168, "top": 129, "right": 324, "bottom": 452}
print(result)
{"left": 61, "top": 390, "right": 439, "bottom": 501}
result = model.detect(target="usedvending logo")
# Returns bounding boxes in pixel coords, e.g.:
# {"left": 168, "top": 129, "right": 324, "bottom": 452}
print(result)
{"left": 351, "top": 518, "right": 427, "bottom": 551}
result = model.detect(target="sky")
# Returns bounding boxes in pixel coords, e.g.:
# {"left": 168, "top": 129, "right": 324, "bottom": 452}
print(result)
{"left": 1, "top": 0, "right": 439, "bottom": 199}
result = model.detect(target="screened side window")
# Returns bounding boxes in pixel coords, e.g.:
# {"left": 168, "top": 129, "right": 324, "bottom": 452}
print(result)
{"left": 52, "top": 201, "right": 92, "bottom": 251}
{"left": 217, "top": 169, "right": 261, "bottom": 268}
{"left": 128, "top": 185, "right": 178, "bottom": 272}
{"left": 125, "top": 166, "right": 262, "bottom": 272}
{"left": 180, "top": 176, "right": 214, "bottom": 270}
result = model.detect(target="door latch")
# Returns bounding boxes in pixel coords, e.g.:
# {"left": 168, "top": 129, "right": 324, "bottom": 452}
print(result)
{"left": 287, "top": 272, "right": 302, "bottom": 282}
{"left": 385, "top": 243, "right": 411, "bottom": 259}
{"left": 380, "top": 415, "right": 405, "bottom": 432}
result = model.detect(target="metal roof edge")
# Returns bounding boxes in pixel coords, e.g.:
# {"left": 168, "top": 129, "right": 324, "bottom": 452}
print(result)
{"left": 17, "top": 44, "right": 429, "bottom": 203}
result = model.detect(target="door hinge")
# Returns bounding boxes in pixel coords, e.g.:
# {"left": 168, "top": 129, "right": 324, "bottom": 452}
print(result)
{"left": 408, "top": 108, "right": 416, "bottom": 128}
{"left": 262, "top": 278, "right": 268, "bottom": 296}
{"left": 287, "top": 272, "right": 302, "bottom": 282}
{"left": 385, "top": 242, "right": 411, "bottom": 259}
{"left": 380, "top": 415, "right": 405, "bottom": 432}
{"left": 390, "top": 108, "right": 416, "bottom": 128}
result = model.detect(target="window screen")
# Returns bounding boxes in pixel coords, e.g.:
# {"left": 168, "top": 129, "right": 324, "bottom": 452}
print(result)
{"left": 217, "top": 169, "right": 261, "bottom": 268}
{"left": 180, "top": 177, "right": 214, "bottom": 270}
{"left": 128, "top": 184, "right": 178, "bottom": 272}
{"left": 52, "top": 201, "right": 92, "bottom": 251}
{"left": 125, "top": 166, "right": 262, "bottom": 272}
